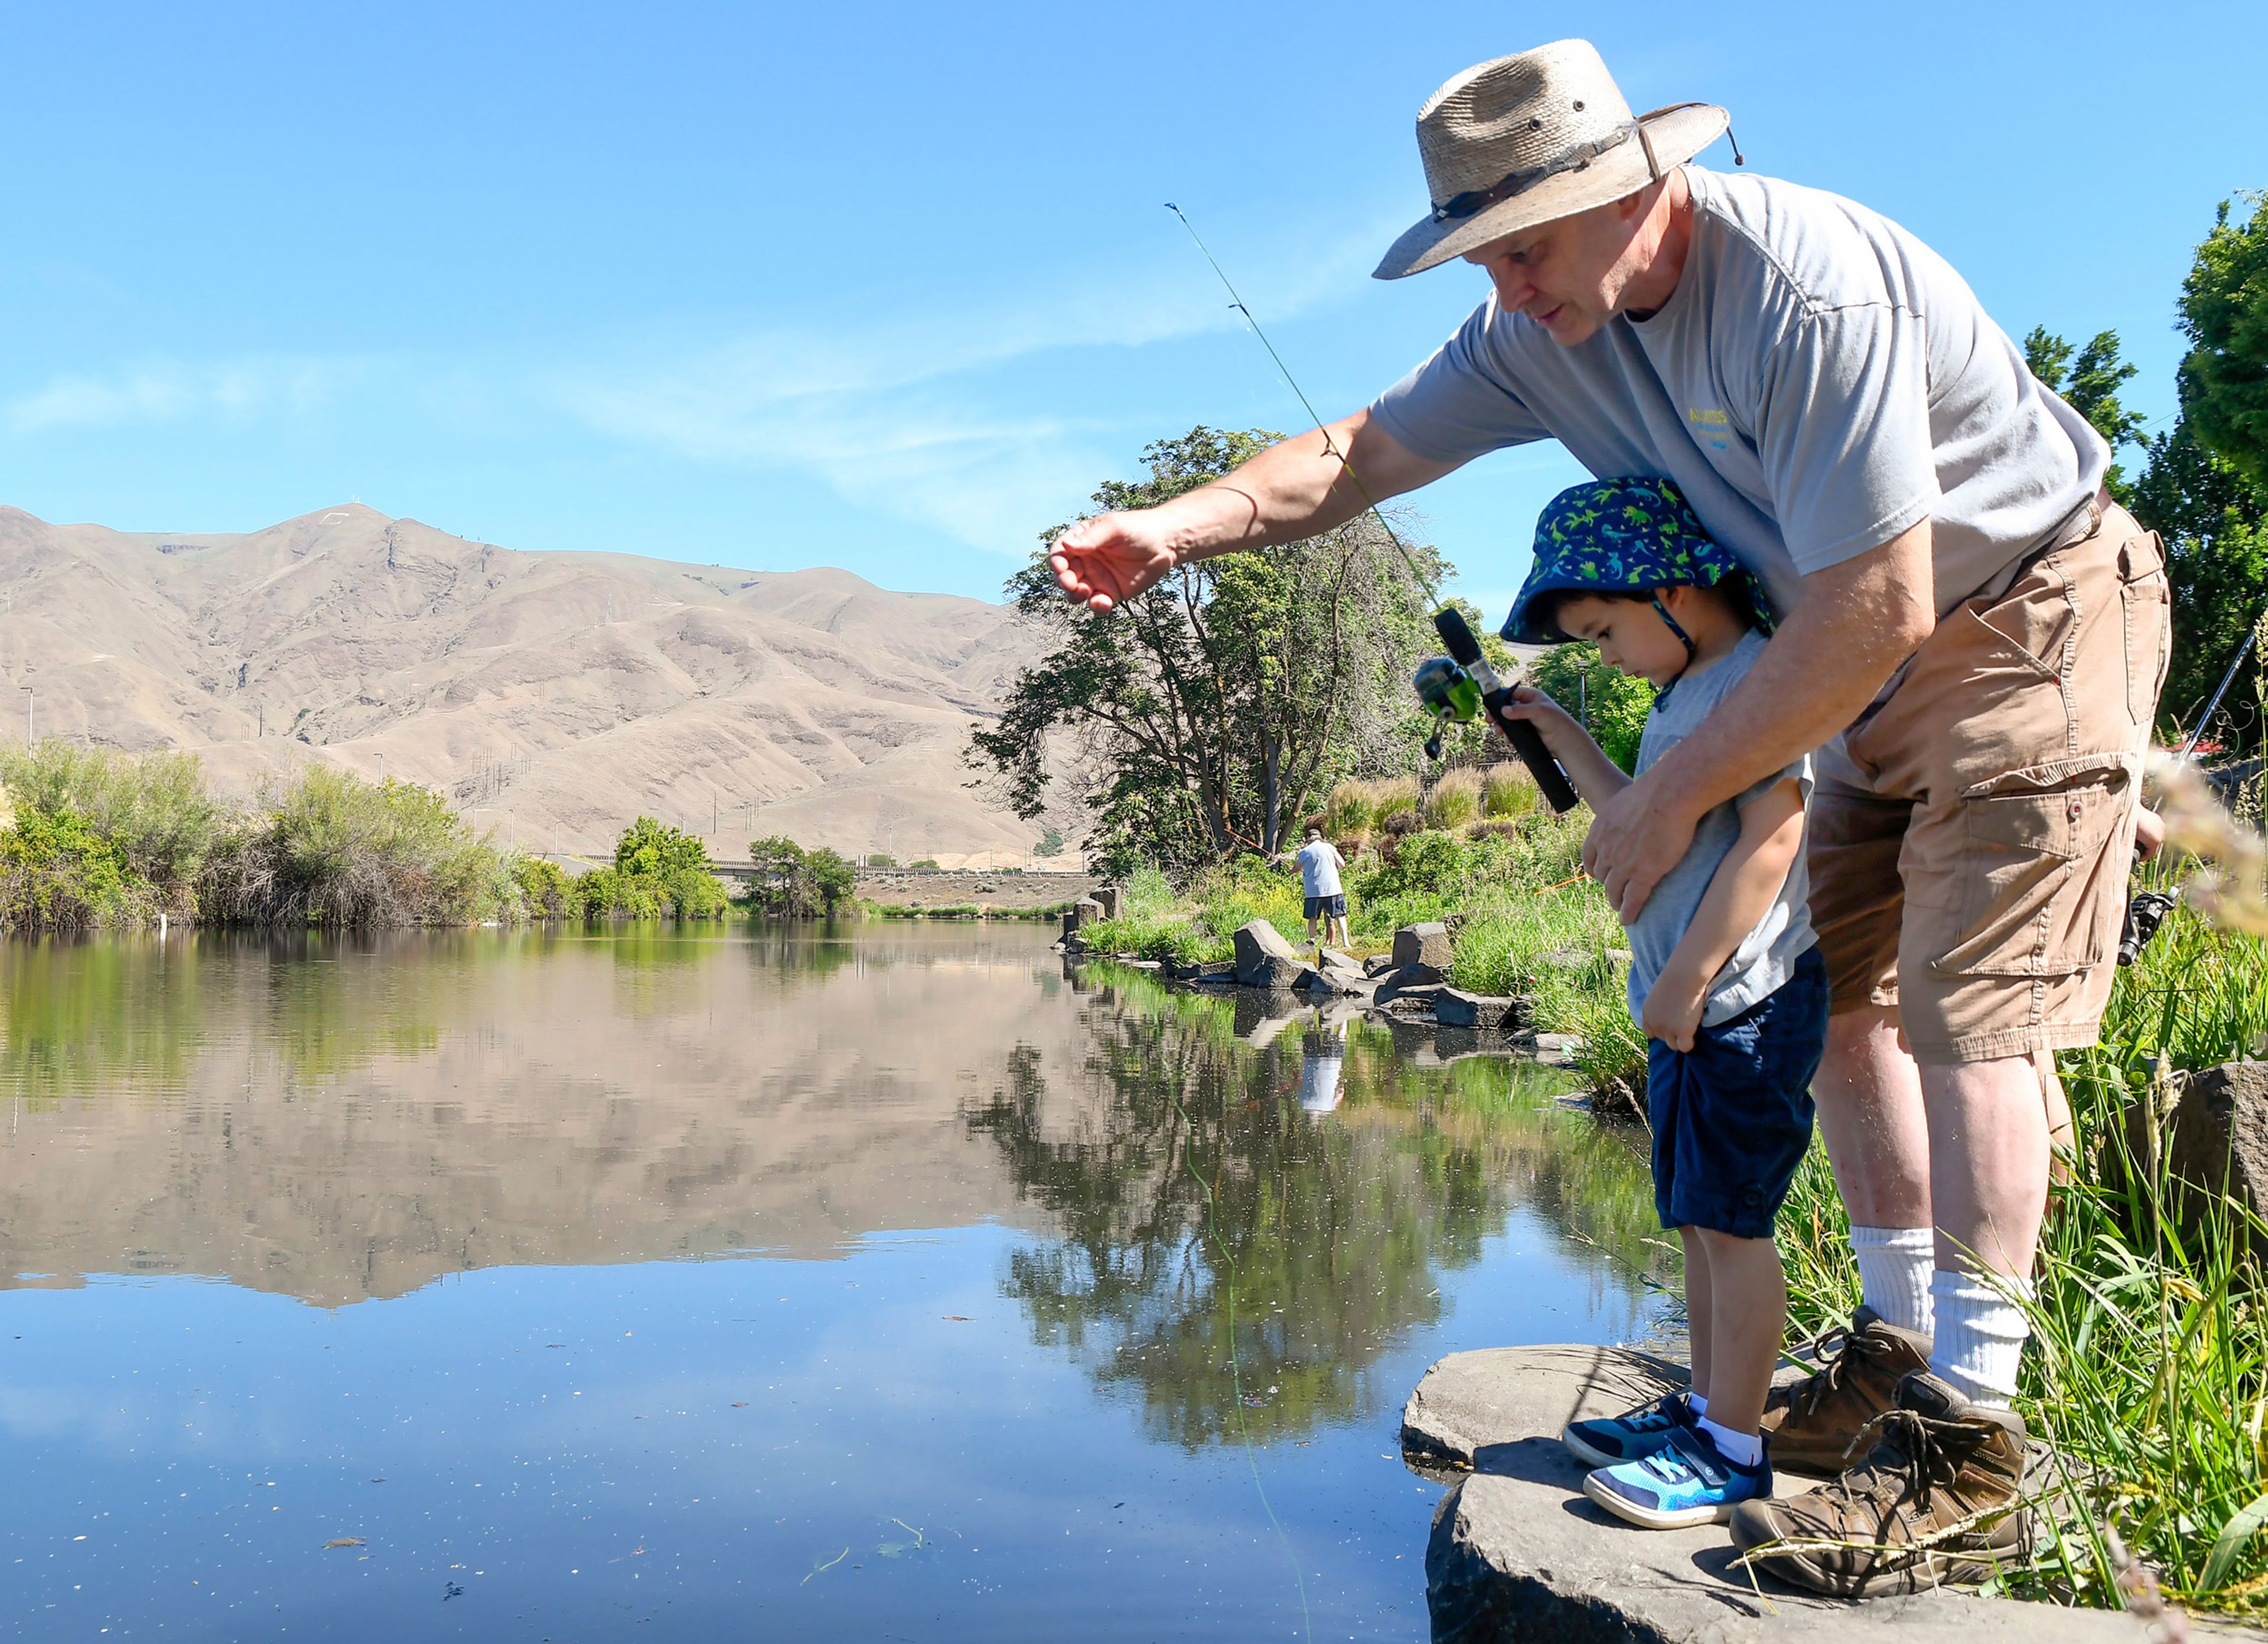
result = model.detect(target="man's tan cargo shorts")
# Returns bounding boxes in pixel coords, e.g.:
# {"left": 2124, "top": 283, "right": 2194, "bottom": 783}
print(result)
{"left": 1807, "top": 499, "right": 2171, "bottom": 1064}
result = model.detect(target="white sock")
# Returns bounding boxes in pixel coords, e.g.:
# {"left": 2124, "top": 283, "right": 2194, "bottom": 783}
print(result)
{"left": 1928, "top": 1268, "right": 2031, "bottom": 1409}
{"left": 1696, "top": 1415, "right": 1763, "bottom": 1468}
{"left": 1850, "top": 1226, "right": 1935, "bottom": 1336}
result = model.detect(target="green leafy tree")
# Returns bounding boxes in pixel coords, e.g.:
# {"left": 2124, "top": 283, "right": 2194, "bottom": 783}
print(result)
{"left": 0, "top": 740, "right": 220, "bottom": 912}
{"left": 575, "top": 816, "right": 727, "bottom": 917}
{"left": 512, "top": 855, "right": 572, "bottom": 919}
{"left": 971, "top": 427, "right": 1439, "bottom": 878}
{"left": 2132, "top": 419, "right": 2268, "bottom": 751}
{"left": 1033, "top": 826, "right": 1065, "bottom": 858}
{"left": 2177, "top": 193, "right": 2268, "bottom": 488}
{"left": 745, "top": 835, "right": 856, "bottom": 917}
{"left": 1526, "top": 642, "right": 1654, "bottom": 773}
{"left": 2024, "top": 326, "right": 2152, "bottom": 500}
{"left": 0, "top": 806, "right": 151, "bottom": 930}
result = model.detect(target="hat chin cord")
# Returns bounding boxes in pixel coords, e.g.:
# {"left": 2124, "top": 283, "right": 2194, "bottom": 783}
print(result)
{"left": 1650, "top": 593, "right": 1697, "bottom": 698}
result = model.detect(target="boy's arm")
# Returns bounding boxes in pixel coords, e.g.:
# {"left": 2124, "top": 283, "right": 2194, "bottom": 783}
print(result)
{"left": 1495, "top": 685, "right": 1631, "bottom": 809}
{"left": 1638, "top": 777, "right": 1806, "bottom": 1053}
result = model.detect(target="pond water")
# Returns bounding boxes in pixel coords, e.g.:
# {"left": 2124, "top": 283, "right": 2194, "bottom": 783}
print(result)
{"left": 0, "top": 923, "right": 1671, "bottom": 1642}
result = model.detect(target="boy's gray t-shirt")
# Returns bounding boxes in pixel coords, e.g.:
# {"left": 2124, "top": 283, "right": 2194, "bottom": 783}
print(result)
{"left": 1369, "top": 167, "right": 2108, "bottom": 620}
{"left": 1625, "top": 630, "right": 1815, "bottom": 1027}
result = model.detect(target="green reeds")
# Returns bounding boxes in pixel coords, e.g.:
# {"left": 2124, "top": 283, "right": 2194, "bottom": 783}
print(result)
{"left": 1481, "top": 764, "right": 1540, "bottom": 820}
{"left": 1423, "top": 767, "right": 1484, "bottom": 831}
{"left": 1322, "top": 781, "right": 1378, "bottom": 842}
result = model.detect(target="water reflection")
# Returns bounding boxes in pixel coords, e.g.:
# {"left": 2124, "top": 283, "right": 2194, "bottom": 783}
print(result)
{"left": 966, "top": 966, "right": 1669, "bottom": 1450}
{"left": 0, "top": 924, "right": 1055, "bottom": 1302}
{"left": 0, "top": 926, "right": 1673, "bottom": 1642}
{"left": 1301, "top": 1019, "right": 1349, "bottom": 1114}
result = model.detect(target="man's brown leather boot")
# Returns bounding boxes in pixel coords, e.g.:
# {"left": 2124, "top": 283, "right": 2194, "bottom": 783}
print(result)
{"left": 1759, "top": 1306, "right": 1931, "bottom": 1476}
{"left": 1730, "top": 1370, "right": 2031, "bottom": 1597}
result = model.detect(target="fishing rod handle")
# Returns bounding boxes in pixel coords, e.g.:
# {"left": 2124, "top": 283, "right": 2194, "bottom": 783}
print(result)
{"left": 1480, "top": 689, "right": 1582, "bottom": 813}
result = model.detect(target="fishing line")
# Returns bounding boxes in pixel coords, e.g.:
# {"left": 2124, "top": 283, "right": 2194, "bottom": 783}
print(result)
{"left": 1165, "top": 203, "right": 1583, "bottom": 812}
{"left": 1165, "top": 203, "right": 1442, "bottom": 609}
{"left": 1162, "top": 1070, "right": 1314, "bottom": 1644}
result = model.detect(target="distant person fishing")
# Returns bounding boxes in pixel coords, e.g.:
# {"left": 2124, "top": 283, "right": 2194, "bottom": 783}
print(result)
{"left": 1052, "top": 38, "right": 2167, "bottom": 1591}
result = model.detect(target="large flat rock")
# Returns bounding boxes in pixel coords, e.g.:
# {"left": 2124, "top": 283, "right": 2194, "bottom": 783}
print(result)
{"left": 1408, "top": 1345, "right": 2238, "bottom": 1643}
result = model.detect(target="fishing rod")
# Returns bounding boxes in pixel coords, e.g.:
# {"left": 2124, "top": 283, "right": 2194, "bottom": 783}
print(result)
{"left": 1165, "top": 205, "right": 1579, "bottom": 813}
{"left": 2119, "top": 605, "right": 2263, "bottom": 965}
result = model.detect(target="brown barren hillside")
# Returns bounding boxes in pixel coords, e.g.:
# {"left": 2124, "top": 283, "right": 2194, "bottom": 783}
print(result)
{"left": 0, "top": 502, "right": 1070, "bottom": 862}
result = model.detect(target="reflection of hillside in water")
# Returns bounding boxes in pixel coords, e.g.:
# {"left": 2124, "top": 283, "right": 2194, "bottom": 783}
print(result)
{"left": 965, "top": 966, "right": 1669, "bottom": 1448}
{"left": 0, "top": 926, "right": 1056, "bottom": 1306}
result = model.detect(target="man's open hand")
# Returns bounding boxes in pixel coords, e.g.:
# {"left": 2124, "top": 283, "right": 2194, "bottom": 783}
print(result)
{"left": 1050, "top": 512, "right": 1180, "bottom": 613}
{"left": 1582, "top": 776, "right": 1700, "bottom": 923}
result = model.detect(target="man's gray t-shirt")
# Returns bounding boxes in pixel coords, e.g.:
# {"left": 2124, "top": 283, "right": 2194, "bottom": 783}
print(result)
{"left": 1626, "top": 630, "right": 1815, "bottom": 1028}
{"left": 1371, "top": 167, "right": 2109, "bottom": 617}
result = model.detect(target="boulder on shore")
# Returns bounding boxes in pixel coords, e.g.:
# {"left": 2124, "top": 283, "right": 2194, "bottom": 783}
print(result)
{"left": 1392, "top": 922, "right": 1453, "bottom": 971}
{"left": 1092, "top": 885, "right": 1123, "bottom": 920}
{"left": 1434, "top": 989, "right": 1513, "bottom": 1030}
{"left": 1374, "top": 969, "right": 1446, "bottom": 1007}
{"left": 1232, "top": 919, "right": 1307, "bottom": 989}
{"left": 2121, "top": 1059, "right": 2268, "bottom": 1241}
{"left": 1063, "top": 896, "right": 1105, "bottom": 937}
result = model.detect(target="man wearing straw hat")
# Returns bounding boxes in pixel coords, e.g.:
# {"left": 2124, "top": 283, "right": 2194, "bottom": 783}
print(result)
{"left": 1050, "top": 40, "right": 2168, "bottom": 1594}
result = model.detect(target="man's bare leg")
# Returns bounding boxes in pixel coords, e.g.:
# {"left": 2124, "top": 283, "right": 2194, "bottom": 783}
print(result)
{"left": 1814, "top": 1005, "right": 1935, "bottom": 1335}
{"left": 1917, "top": 1053, "right": 2048, "bottom": 1407}
{"left": 1815, "top": 1005, "right": 1931, "bottom": 1224}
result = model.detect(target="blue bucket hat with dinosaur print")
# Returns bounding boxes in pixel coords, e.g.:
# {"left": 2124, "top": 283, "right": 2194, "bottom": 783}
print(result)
{"left": 1500, "top": 476, "right": 1770, "bottom": 645}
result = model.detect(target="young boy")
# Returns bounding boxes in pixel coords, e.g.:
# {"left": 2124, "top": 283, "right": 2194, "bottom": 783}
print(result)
{"left": 1497, "top": 477, "right": 1828, "bottom": 1529}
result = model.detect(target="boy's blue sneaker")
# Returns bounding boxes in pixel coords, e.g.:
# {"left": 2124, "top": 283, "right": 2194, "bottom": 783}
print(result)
{"left": 1583, "top": 1422, "right": 1771, "bottom": 1529}
{"left": 1560, "top": 1391, "right": 1693, "bottom": 1470}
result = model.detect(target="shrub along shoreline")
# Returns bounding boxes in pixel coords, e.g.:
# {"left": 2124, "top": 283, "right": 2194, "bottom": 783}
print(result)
{"left": 0, "top": 740, "right": 971, "bottom": 932}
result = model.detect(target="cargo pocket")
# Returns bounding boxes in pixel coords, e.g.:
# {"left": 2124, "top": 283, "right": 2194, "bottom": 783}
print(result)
{"left": 1928, "top": 766, "right": 2128, "bottom": 978}
{"left": 2121, "top": 532, "right": 2171, "bottom": 730}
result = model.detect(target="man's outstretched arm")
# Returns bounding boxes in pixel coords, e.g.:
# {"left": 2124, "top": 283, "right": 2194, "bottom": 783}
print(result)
{"left": 1050, "top": 411, "right": 1460, "bottom": 611}
{"left": 1582, "top": 519, "right": 1937, "bottom": 921}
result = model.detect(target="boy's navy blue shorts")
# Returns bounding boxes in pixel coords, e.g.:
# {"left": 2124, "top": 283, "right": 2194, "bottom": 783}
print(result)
{"left": 1646, "top": 946, "right": 1828, "bottom": 1239}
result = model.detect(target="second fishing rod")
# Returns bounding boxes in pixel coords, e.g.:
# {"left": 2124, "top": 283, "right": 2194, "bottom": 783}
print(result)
{"left": 1166, "top": 205, "right": 1580, "bottom": 814}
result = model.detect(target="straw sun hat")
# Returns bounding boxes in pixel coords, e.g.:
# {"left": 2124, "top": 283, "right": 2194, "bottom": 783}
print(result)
{"left": 1374, "top": 40, "right": 1730, "bottom": 281}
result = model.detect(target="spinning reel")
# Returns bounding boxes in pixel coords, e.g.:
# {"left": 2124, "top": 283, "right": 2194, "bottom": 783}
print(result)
{"left": 1412, "top": 607, "right": 1579, "bottom": 813}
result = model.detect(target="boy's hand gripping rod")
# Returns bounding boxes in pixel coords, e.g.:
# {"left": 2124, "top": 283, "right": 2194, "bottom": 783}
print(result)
{"left": 1433, "top": 607, "right": 1581, "bottom": 812}
{"left": 1166, "top": 203, "right": 1579, "bottom": 813}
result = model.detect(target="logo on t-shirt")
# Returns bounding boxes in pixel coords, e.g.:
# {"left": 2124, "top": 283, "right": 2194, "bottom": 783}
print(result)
{"left": 1687, "top": 405, "right": 1732, "bottom": 452}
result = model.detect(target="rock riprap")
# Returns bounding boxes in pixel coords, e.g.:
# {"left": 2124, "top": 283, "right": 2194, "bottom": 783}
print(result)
{"left": 1231, "top": 919, "right": 1309, "bottom": 989}
{"left": 1407, "top": 1345, "right": 2188, "bottom": 1643}
{"left": 1393, "top": 922, "right": 1454, "bottom": 971}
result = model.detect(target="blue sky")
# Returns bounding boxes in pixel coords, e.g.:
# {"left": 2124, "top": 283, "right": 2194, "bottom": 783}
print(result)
{"left": 1, "top": 2, "right": 2260, "bottom": 616}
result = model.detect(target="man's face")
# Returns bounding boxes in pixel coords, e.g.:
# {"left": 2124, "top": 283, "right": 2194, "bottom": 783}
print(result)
{"left": 1460, "top": 196, "right": 1648, "bottom": 346}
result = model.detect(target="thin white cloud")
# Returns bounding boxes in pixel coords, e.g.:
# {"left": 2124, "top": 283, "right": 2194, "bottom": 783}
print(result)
{"left": 546, "top": 209, "right": 1405, "bottom": 552}
{"left": 0, "top": 203, "right": 1409, "bottom": 555}
{"left": 3, "top": 357, "right": 354, "bottom": 434}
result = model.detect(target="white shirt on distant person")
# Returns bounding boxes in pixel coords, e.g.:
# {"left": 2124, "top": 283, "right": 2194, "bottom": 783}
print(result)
{"left": 1296, "top": 838, "right": 1344, "bottom": 899}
